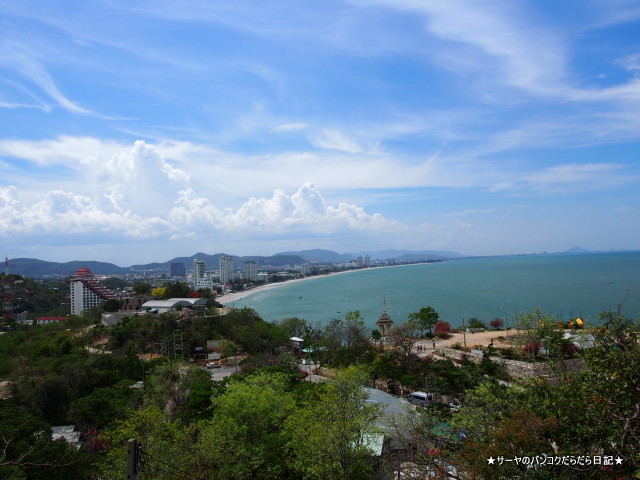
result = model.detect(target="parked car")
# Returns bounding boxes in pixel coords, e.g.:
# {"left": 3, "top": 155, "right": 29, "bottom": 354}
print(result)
{"left": 406, "top": 391, "right": 434, "bottom": 407}
{"left": 206, "top": 362, "right": 221, "bottom": 369}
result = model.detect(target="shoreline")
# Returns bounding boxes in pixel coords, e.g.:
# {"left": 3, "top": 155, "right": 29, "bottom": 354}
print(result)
{"left": 215, "top": 263, "right": 419, "bottom": 305}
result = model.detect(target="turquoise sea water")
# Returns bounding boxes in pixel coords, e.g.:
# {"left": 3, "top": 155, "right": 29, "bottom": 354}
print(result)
{"left": 227, "top": 253, "right": 640, "bottom": 329}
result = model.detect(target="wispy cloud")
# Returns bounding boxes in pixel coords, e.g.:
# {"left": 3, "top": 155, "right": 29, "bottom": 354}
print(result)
{"left": 272, "top": 123, "right": 308, "bottom": 133}
{"left": 0, "top": 38, "right": 90, "bottom": 115}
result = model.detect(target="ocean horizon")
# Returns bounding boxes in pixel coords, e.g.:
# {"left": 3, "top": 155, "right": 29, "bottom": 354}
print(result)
{"left": 227, "top": 252, "right": 640, "bottom": 329}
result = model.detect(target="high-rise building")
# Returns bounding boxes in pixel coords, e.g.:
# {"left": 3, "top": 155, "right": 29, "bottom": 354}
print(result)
{"left": 193, "top": 259, "right": 212, "bottom": 290}
{"left": 193, "top": 259, "right": 205, "bottom": 281}
{"left": 364, "top": 255, "right": 371, "bottom": 267}
{"left": 244, "top": 261, "right": 258, "bottom": 281}
{"left": 300, "top": 263, "right": 310, "bottom": 275}
{"left": 219, "top": 256, "right": 233, "bottom": 284}
{"left": 171, "top": 262, "right": 185, "bottom": 277}
{"left": 69, "top": 267, "right": 116, "bottom": 315}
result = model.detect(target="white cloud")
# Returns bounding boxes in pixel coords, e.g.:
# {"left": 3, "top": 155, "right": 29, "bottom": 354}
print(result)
{"left": 309, "top": 129, "right": 367, "bottom": 153}
{"left": 521, "top": 163, "right": 636, "bottom": 192}
{"left": 169, "top": 182, "right": 400, "bottom": 235}
{"left": 0, "top": 37, "right": 90, "bottom": 114}
{"left": 272, "top": 123, "right": 309, "bottom": 132}
{"left": 0, "top": 137, "right": 191, "bottom": 214}
{"left": 0, "top": 187, "right": 171, "bottom": 237}
{"left": 616, "top": 53, "right": 640, "bottom": 72}
{"left": 351, "top": 0, "right": 570, "bottom": 97}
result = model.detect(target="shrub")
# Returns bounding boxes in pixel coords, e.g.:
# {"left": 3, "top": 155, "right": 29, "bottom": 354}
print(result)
{"left": 563, "top": 342, "right": 577, "bottom": 357}
{"left": 499, "top": 347, "right": 519, "bottom": 359}
{"left": 467, "top": 318, "right": 485, "bottom": 329}
{"left": 434, "top": 321, "right": 451, "bottom": 335}
{"left": 489, "top": 318, "right": 504, "bottom": 329}
{"left": 522, "top": 342, "right": 542, "bottom": 355}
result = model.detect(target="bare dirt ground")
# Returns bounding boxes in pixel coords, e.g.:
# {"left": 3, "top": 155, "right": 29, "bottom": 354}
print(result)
{"left": 415, "top": 330, "right": 520, "bottom": 351}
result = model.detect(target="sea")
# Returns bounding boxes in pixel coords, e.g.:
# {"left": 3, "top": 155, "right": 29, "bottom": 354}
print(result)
{"left": 226, "top": 252, "right": 640, "bottom": 329}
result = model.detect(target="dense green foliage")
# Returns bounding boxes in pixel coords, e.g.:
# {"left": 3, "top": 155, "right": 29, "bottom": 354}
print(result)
{"left": 1, "top": 288, "right": 638, "bottom": 480}
{"left": 388, "top": 310, "right": 640, "bottom": 479}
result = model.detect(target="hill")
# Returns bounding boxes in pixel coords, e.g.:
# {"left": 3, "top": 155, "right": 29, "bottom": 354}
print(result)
{"left": 8, "top": 253, "right": 308, "bottom": 277}
{"left": 274, "top": 249, "right": 355, "bottom": 263}
{"left": 8, "top": 258, "right": 126, "bottom": 277}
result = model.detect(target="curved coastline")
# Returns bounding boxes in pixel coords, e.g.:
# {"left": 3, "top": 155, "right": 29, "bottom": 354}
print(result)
{"left": 215, "top": 263, "right": 416, "bottom": 305}
{"left": 215, "top": 253, "right": 640, "bottom": 328}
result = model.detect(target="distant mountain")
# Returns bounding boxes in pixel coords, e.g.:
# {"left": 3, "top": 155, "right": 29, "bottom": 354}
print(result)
{"left": 8, "top": 248, "right": 468, "bottom": 277}
{"left": 9, "top": 252, "right": 309, "bottom": 277}
{"left": 560, "top": 246, "right": 591, "bottom": 254}
{"left": 274, "top": 249, "right": 355, "bottom": 264}
{"left": 274, "top": 248, "right": 467, "bottom": 264}
{"left": 137, "top": 253, "right": 308, "bottom": 270}
{"left": 350, "top": 249, "right": 466, "bottom": 261}
{"left": 9, "top": 258, "right": 126, "bottom": 277}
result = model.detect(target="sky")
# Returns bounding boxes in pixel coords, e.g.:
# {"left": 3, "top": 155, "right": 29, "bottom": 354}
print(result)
{"left": 1, "top": 0, "right": 639, "bottom": 266}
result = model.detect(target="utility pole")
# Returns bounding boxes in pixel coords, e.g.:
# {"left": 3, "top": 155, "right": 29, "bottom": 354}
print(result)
{"left": 462, "top": 316, "right": 467, "bottom": 348}
{"left": 126, "top": 438, "right": 140, "bottom": 480}
{"left": 3, "top": 257, "right": 12, "bottom": 321}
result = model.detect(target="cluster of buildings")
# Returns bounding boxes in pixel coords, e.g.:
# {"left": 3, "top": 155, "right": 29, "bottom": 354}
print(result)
{"left": 19, "top": 253, "right": 376, "bottom": 322}
{"left": 65, "top": 256, "right": 272, "bottom": 317}
{"left": 188, "top": 256, "right": 267, "bottom": 290}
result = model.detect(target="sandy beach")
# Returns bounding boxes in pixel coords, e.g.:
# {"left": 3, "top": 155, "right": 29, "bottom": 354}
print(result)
{"left": 215, "top": 265, "right": 408, "bottom": 305}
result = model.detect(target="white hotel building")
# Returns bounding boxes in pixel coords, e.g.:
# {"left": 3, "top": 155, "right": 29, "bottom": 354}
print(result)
{"left": 69, "top": 267, "right": 116, "bottom": 315}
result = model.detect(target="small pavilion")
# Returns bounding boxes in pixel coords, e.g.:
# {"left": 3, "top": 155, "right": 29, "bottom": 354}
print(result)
{"left": 375, "top": 308, "right": 394, "bottom": 336}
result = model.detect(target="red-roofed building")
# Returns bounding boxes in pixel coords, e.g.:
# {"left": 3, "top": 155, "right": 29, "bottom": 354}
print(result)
{"left": 69, "top": 267, "right": 116, "bottom": 315}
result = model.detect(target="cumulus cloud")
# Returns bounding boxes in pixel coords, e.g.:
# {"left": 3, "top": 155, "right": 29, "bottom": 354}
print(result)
{"left": 96, "top": 140, "right": 190, "bottom": 214}
{"left": 0, "top": 173, "right": 402, "bottom": 250}
{"left": 169, "top": 182, "right": 400, "bottom": 235}
{"left": 0, "top": 186, "right": 171, "bottom": 237}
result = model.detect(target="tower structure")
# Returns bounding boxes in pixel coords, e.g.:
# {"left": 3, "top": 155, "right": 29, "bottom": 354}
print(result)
{"left": 3, "top": 258, "right": 12, "bottom": 321}
{"left": 192, "top": 258, "right": 212, "bottom": 290}
{"left": 244, "top": 261, "right": 258, "bottom": 281}
{"left": 171, "top": 262, "right": 185, "bottom": 277}
{"left": 376, "top": 308, "right": 394, "bottom": 336}
{"left": 69, "top": 267, "right": 116, "bottom": 315}
{"left": 219, "top": 255, "right": 233, "bottom": 284}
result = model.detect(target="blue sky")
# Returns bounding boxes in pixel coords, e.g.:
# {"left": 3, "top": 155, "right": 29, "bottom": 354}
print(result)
{"left": 1, "top": 0, "right": 639, "bottom": 265}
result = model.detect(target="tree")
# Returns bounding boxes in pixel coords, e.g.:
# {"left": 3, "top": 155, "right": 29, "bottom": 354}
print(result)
{"left": 387, "top": 321, "right": 420, "bottom": 357}
{"left": 434, "top": 321, "right": 451, "bottom": 337}
{"left": 150, "top": 286, "right": 166, "bottom": 298}
{"left": 371, "top": 329, "right": 382, "bottom": 349}
{"left": 99, "top": 406, "right": 207, "bottom": 480}
{"left": 408, "top": 306, "right": 439, "bottom": 336}
{"left": 102, "top": 298, "right": 123, "bottom": 312}
{"left": 489, "top": 317, "right": 504, "bottom": 329}
{"left": 199, "top": 372, "right": 296, "bottom": 480}
{"left": 132, "top": 282, "right": 152, "bottom": 295}
{"left": 165, "top": 280, "right": 193, "bottom": 299}
{"left": 68, "top": 385, "right": 132, "bottom": 430}
{"left": 278, "top": 317, "right": 308, "bottom": 337}
{"left": 467, "top": 317, "right": 485, "bottom": 329}
{"left": 285, "top": 366, "right": 379, "bottom": 480}
{"left": 321, "top": 311, "right": 372, "bottom": 366}
{"left": 513, "top": 308, "right": 567, "bottom": 366}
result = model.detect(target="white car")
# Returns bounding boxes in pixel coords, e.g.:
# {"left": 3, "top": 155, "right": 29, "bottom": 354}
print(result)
{"left": 206, "top": 362, "right": 221, "bottom": 369}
